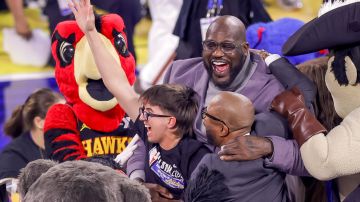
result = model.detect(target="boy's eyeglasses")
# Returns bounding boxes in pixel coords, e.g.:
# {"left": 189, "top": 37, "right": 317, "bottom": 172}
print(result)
{"left": 202, "top": 40, "right": 244, "bottom": 54}
{"left": 139, "top": 107, "right": 172, "bottom": 121}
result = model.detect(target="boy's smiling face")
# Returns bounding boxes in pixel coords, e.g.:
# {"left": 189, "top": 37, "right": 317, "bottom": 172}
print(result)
{"left": 139, "top": 103, "right": 172, "bottom": 143}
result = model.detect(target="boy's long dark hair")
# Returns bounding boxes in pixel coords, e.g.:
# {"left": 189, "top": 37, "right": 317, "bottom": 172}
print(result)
{"left": 140, "top": 84, "right": 199, "bottom": 137}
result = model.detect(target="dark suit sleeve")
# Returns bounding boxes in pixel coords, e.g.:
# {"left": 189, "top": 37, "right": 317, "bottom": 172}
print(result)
{"left": 269, "top": 57, "right": 316, "bottom": 111}
{"left": 253, "top": 111, "right": 290, "bottom": 139}
{"left": 188, "top": 146, "right": 211, "bottom": 178}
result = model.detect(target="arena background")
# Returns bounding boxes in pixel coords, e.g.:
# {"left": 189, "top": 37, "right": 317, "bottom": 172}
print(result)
{"left": 0, "top": 0, "right": 321, "bottom": 150}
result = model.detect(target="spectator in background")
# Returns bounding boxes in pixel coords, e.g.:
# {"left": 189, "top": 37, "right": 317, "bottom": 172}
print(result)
{"left": 1, "top": 0, "right": 141, "bottom": 60}
{"left": 137, "top": 0, "right": 183, "bottom": 91}
{"left": 1, "top": 0, "right": 31, "bottom": 39}
{"left": 276, "top": 0, "right": 303, "bottom": 10}
{"left": 0, "top": 88, "right": 64, "bottom": 202}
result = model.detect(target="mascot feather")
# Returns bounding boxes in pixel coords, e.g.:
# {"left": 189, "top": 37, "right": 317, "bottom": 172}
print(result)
{"left": 272, "top": 0, "right": 360, "bottom": 200}
{"left": 44, "top": 13, "right": 136, "bottom": 162}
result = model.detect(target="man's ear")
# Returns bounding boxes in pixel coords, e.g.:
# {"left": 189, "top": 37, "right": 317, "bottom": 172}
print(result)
{"left": 33, "top": 116, "right": 45, "bottom": 130}
{"left": 242, "top": 42, "right": 250, "bottom": 54}
{"left": 219, "top": 124, "right": 229, "bottom": 137}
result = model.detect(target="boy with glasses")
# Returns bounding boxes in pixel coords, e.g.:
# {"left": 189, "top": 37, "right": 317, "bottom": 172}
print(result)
{"left": 68, "top": 0, "right": 210, "bottom": 200}
{"left": 187, "top": 91, "right": 288, "bottom": 201}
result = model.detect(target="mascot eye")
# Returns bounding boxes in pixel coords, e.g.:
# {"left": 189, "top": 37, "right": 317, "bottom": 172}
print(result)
{"left": 59, "top": 41, "right": 75, "bottom": 66}
{"left": 114, "top": 34, "right": 130, "bottom": 57}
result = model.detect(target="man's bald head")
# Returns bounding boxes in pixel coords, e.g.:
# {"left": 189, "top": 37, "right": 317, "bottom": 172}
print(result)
{"left": 202, "top": 16, "right": 249, "bottom": 89}
{"left": 206, "top": 15, "right": 247, "bottom": 42}
{"left": 208, "top": 92, "right": 255, "bottom": 134}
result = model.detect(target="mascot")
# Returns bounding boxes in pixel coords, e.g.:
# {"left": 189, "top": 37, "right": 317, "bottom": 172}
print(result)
{"left": 17, "top": 159, "right": 151, "bottom": 202}
{"left": 272, "top": 0, "right": 360, "bottom": 200}
{"left": 246, "top": 17, "right": 324, "bottom": 65}
{"left": 44, "top": 13, "right": 137, "bottom": 162}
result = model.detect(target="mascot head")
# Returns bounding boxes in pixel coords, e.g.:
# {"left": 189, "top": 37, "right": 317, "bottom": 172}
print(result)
{"left": 18, "top": 159, "right": 151, "bottom": 202}
{"left": 51, "top": 14, "right": 135, "bottom": 120}
{"left": 283, "top": 0, "right": 360, "bottom": 118}
{"left": 246, "top": 18, "right": 325, "bottom": 65}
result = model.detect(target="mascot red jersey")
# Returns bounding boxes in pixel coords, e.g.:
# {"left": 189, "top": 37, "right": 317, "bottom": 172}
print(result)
{"left": 44, "top": 14, "right": 136, "bottom": 162}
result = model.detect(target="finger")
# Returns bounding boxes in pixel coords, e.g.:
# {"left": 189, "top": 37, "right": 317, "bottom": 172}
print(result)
{"left": 114, "top": 151, "right": 125, "bottom": 163}
{"left": 73, "top": 0, "right": 80, "bottom": 11}
{"left": 114, "top": 143, "right": 138, "bottom": 164}
{"left": 88, "top": 5, "right": 94, "bottom": 21}
{"left": 218, "top": 148, "right": 236, "bottom": 156}
{"left": 127, "top": 135, "right": 139, "bottom": 147}
{"left": 67, "top": 0, "right": 78, "bottom": 15}
{"left": 155, "top": 185, "right": 173, "bottom": 199}
{"left": 220, "top": 139, "right": 239, "bottom": 148}
{"left": 218, "top": 141, "right": 239, "bottom": 154}
{"left": 219, "top": 154, "right": 242, "bottom": 161}
{"left": 115, "top": 145, "right": 137, "bottom": 162}
{"left": 116, "top": 151, "right": 133, "bottom": 166}
{"left": 79, "top": 0, "right": 87, "bottom": 7}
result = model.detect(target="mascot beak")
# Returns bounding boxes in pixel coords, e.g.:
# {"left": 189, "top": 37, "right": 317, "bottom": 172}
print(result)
{"left": 74, "top": 33, "right": 120, "bottom": 112}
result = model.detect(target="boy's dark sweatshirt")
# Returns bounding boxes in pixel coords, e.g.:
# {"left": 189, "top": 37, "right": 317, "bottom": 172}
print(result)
{"left": 130, "top": 117, "right": 210, "bottom": 199}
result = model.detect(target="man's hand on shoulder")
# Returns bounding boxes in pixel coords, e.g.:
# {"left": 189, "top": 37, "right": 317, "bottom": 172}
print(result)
{"left": 218, "top": 135, "right": 273, "bottom": 161}
{"left": 251, "top": 49, "right": 270, "bottom": 60}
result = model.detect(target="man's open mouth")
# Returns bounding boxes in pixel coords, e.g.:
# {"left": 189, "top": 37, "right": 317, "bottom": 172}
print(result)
{"left": 212, "top": 60, "right": 230, "bottom": 75}
{"left": 86, "top": 79, "right": 114, "bottom": 101}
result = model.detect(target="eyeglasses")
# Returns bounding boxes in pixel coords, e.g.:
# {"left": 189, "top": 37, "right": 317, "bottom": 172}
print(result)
{"left": 139, "top": 107, "right": 172, "bottom": 121}
{"left": 201, "top": 107, "right": 229, "bottom": 127}
{"left": 202, "top": 107, "right": 244, "bottom": 134}
{"left": 202, "top": 40, "right": 244, "bottom": 54}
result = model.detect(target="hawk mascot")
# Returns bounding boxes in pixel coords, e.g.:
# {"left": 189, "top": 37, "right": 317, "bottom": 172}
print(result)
{"left": 44, "top": 13, "right": 137, "bottom": 162}
{"left": 272, "top": 0, "right": 360, "bottom": 201}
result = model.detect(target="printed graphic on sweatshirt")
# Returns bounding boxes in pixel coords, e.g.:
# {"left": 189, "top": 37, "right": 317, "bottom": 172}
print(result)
{"left": 149, "top": 146, "right": 185, "bottom": 189}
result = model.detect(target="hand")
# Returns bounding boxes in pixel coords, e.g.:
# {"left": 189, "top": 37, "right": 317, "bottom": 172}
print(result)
{"left": 271, "top": 87, "right": 327, "bottom": 146}
{"left": 251, "top": 49, "right": 270, "bottom": 60}
{"left": 143, "top": 183, "right": 175, "bottom": 202}
{"left": 271, "top": 87, "right": 306, "bottom": 118}
{"left": 68, "top": 0, "right": 95, "bottom": 33}
{"left": 15, "top": 19, "right": 32, "bottom": 40}
{"left": 114, "top": 134, "right": 139, "bottom": 166}
{"left": 218, "top": 135, "right": 273, "bottom": 161}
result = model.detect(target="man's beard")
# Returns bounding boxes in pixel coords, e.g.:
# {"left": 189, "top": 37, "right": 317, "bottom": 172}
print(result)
{"left": 206, "top": 67, "right": 238, "bottom": 89}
